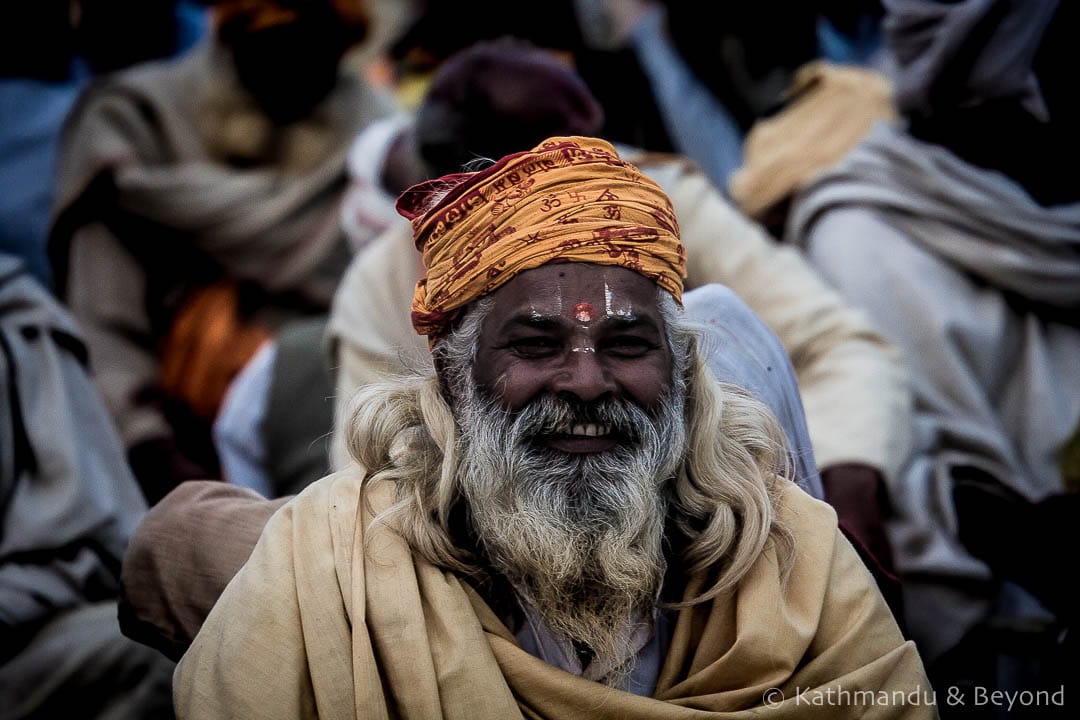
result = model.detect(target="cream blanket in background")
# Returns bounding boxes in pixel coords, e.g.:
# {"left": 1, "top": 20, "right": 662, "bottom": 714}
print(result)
{"left": 786, "top": 120, "right": 1080, "bottom": 659}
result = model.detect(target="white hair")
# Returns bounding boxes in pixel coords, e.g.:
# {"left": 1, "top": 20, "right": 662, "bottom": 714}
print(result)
{"left": 345, "top": 290, "right": 794, "bottom": 604}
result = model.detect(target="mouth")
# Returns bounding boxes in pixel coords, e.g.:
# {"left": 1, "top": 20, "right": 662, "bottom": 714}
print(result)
{"left": 562, "top": 422, "right": 612, "bottom": 437}
{"left": 542, "top": 422, "right": 620, "bottom": 453}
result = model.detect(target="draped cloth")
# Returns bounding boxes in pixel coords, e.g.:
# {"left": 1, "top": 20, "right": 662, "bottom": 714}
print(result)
{"left": 786, "top": 120, "right": 1080, "bottom": 659}
{"left": 175, "top": 469, "right": 933, "bottom": 718}
{"left": 0, "top": 253, "right": 147, "bottom": 644}
{"left": 400, "top": 136, "right": 686, "bottom": 339}
{"left": 48, "top": 39, "right": 395, "bottom": 449}
{"left": 788, "top": 122, "right": 1080, "bottom": 308}
{"left": 729, "top": 61, "right": 897, "bottom": 224}
{"left": 1, "top": 253, "right": 176, "bottom": 717}
{"left": 882, "top": 0, "right": 1058, "bottom": 118}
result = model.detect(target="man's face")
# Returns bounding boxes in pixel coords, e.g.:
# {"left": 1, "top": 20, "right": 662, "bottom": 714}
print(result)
{"left": 472, "top": 263, "right": 675, "bottom": 454}
{"left": 444, "top": 262, "right": 687, "bottom": 683}
{"left": 226, "top": 16, "right": 348, "bottom": 124}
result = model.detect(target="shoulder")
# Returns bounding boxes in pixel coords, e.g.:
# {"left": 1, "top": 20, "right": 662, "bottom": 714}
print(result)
{"left": 622, "top": 146, "right": 769, "bottom": 252}
{"left": 623, "top": 147, "right": 718, "bottom": 205}
{"left": 774, "top": 480, "right": 840, "bottom": 564}
{"left": 272, "top": 466, "right": 372, "bottom": 533}
{"left": 268, "top": 468, "right": 398, "bottom": 552}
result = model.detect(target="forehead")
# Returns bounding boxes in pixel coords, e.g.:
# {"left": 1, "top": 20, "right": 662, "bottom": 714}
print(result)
{"left": 484, "top": 263, "right": 663, "bottom": 322}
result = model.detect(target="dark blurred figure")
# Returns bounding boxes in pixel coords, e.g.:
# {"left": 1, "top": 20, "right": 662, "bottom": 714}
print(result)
{"left": 0, "top": 252, "right": 175, "bottom": 719}
{"left": 662, "top": 1, "right": 885, "bottom": 126}
{"left": 48, "top": 0, "right": 398, "bottom": 504}
{"left": 572, "top": 0, "right": 887, "bottom": 190}
{"left": 77, "top": 0, "right": 203, "bottom": 75}
{"left": 381, "top": 0, "right": 675, "bottom": 152}
{"left": 898, "top": 0, "right": 1079, "bottom": 207}
{"left": 1, "top": 1, "right": 207, "bottom": 291}
{"left": 1, "top": 3, "right": 79, "bottom": 82}
{"left": 786, "top": 1, "right": 1080, "bottom": 716}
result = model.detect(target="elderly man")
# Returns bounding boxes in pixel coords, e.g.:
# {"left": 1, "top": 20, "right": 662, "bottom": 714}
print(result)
{"left": 328, "top": 42, "right": 911, "bottom": 572}
{"left": 174, "top": 137, "right": 933, "bottom": 718}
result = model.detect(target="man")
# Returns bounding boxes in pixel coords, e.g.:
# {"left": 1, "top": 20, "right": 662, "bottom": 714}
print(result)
{"left": 121, "top": 40, "right": 906, "bottom": 660}
{"left": 0, "top": 252, "right": 174, "bottom": 718}
{"left": 174, "top": 136, "right": 933, "bottom": 717}
{"left": 121, "top": 281, "right": 831, "bottom": 661}
{"left": 134, "top": 39, "right": 906, "bottom": 649}
{"left": 48, "top": 0, "right": 397, "bottom": 502}
{"left": 329, "top": 41, "right": 911, "bottom": 570}
{"left": 784, "top": 0, "right": 1080, "bottom": 701}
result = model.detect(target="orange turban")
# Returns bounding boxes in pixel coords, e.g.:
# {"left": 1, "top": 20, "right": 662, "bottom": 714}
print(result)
{"left": 398, "top": 136, "right": 686, "bottom": 340}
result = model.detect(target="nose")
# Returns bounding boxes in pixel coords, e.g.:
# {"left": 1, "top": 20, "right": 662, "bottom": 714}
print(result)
{"left": 549, "top": 349, "right": 618, "bottom": 403}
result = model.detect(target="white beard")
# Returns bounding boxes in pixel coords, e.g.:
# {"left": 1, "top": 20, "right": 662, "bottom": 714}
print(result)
{"left": 453, "top": 381, "right": 688, "bottom": 683}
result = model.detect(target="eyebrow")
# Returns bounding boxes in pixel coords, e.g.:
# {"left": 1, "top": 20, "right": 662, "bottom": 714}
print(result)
{"left": 602, "top": 314, "right": 661, "bottom": 332}
{"left": 504, "top": 315, "right": 563, "bottom": 332}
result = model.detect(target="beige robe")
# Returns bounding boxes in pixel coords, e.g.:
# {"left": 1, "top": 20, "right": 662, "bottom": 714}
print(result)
{"left": 175, "top": 473, "right": 934, "bottom": 718}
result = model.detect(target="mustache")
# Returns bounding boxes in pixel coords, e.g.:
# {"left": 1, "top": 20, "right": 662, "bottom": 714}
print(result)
{"left": 508, "top": 394, "right": 651, "bottom": 443}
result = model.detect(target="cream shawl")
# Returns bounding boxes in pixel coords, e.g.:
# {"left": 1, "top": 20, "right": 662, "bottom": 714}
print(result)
{"left": 175, "top": 470, "right": 934, "bottom": 718}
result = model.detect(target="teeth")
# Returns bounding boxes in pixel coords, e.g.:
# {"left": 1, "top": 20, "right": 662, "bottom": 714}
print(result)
{"left": 567, "top": 423, "right": 610, "bottom": 437}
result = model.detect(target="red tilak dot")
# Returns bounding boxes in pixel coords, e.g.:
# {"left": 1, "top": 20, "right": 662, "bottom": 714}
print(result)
{"left": 573, "top": 302, "right": 594, "bottom": 322}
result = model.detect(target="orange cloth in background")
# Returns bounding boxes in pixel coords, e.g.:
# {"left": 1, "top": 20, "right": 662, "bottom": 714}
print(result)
{"left": 399, "top": 136, "right": 687, "bottom": 339}
{"left": 214, "top": 0, "right": 370, "bottom": 33}
{"left": 159, "top": 282, "right": 271, "bottom": 422}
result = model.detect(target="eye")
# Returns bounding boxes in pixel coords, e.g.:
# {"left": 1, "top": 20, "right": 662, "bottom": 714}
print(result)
{"left": 602, "top": 336, "right": 660, "bottom": 358}
{"left": 507, "top": 336, "right": 561, "bottom": 358}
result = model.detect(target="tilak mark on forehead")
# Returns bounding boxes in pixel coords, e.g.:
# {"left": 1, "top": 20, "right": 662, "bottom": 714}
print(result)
{"left": 574, "top": 302, "right": 594, "bottom": 323}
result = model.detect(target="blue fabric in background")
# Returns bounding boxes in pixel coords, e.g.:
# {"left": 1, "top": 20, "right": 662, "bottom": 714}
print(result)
{"left": 0, "top": 1, "right": 209, "bottom": 292}
{"left": 0, "top": 80, "right": 79, "bottom": 290}
{"left": 817, "top": 14, "right": 886, "bottom": 67}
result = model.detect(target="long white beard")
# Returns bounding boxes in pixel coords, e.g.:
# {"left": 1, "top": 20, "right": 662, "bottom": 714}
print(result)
{"left": 454, "top": 382, "right": 688, "bottom": 682}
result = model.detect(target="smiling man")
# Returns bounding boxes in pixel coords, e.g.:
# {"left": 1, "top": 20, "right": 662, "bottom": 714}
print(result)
{"left": 174, "top": 136, "right": 934, "bottom": 718}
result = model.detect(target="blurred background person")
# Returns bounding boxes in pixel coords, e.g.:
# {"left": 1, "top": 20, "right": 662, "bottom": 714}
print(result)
{"left": 0, "top": 251, "right": 175, "bottom": 719}
{"left": 785, "top": 0, "right": 1080, "bottom": 712}
{"left": 372, "top": 0, "right": 676, "bottom": 150}
{"left": 727, "top": 60, "right": 898, "bottom": 238}
{"left": 47, "top": 0, "right": 399, "bottom": 504}
{"left": 572, "top": 0, "right": 889, "bottom": 191}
